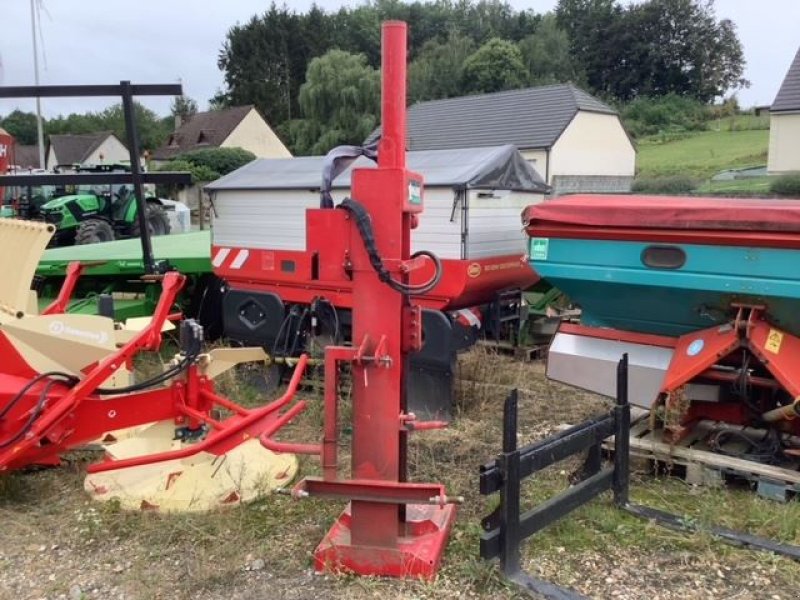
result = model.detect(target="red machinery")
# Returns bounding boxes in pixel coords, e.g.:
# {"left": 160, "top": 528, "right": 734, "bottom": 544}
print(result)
{"left": 260, "top": 21, "right": 459, "bottom": 578}
{"left": 0, "top": 128, "right": 12, "bottom": 201}
{"left": 0, "top": 225, "right": 307, "bottom": 509}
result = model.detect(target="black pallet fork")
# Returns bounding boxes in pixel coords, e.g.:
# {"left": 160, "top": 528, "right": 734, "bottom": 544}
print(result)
{"left": 479, "top": 354, "right": 800, "bottom": 600}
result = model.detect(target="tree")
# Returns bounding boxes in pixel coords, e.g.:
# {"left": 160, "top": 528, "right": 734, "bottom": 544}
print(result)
{"left": 170, "top": 95, "right": 198, "bottom": 122}
{"left": 174, "top": 147, "right": 256, "bottom": 176}
{"left": 286, "top": 50, "right": 380, "bottom": 155}
{"left": 462, "top": 38, "right": 528, "bottom": 94}
{"left": 46, "top": 102, "right": 172, "bottom": 151}
{"left": 556, "top": 0, "right": 747, "bottom": 102}
{"left": 555, "top": 0, "right": 626, "bottom": 98}
{"left": 1, "top": 110, "right": 40, "bottom": 145}
{"left": 518, "top": 14, "right": 584, "bottom": 86}
{"left": 623, "top": 0, "right": 747, "bottom": 102}
{"left": 409, "top": 31, "right": 476, "bottom": 102}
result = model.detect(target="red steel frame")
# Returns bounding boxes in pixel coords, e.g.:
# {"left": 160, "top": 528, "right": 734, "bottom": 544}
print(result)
{"left": 0, "top": 268, "right": 307, "bottom": 488}
{"left": 260, "top": 21, "right": 458, "bottom": 579}
{"left": 562, "top": 312, "right": 800, "bottom": 442}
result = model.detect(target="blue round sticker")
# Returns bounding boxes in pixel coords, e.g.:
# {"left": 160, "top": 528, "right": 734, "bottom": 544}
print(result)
{"left": 687, "top": 339, "right": 704, "bottom": 356}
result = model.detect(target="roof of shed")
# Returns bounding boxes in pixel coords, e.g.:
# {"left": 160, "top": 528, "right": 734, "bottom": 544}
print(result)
{"left": 206, "top": 144, "right": 548, "bottom": 193}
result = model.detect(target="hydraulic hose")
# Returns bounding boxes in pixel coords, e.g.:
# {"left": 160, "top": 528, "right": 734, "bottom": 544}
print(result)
{"left": 337, "top": 197, "right": 442, "bottom": 295}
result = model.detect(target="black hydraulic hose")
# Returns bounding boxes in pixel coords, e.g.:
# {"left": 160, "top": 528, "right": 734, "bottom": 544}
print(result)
{"left": 0, "top": 371, "right": 76, "bottom": 422}
{"left": 337, "top": 197, "right": 443, "bottom": 295}
{"left": 0, "top": 376, "right": 68, "bottom": 449}
{"left": 95, "top": 351, "right": 198, "bottom": 395}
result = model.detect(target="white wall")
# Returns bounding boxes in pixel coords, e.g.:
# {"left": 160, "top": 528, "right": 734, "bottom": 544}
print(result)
{"left": 520, "top": 149, "right": 549, "bottom": 181}
{"left": 768, "top": 113, "right": 800, "bottom": 173}
{"left": 465, "top": 189, "right": 543, "bottom": 259}
{"left": 84, "top": 136, "right": 129, "bottom": 165}
{"left": 549, "top": 111, "right": 636, "bottom": 177}
{"left": 222, "top": 109, "right": 292, "bottom": 159}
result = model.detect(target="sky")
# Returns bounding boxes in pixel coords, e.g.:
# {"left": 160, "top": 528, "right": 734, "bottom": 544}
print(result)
{"left": 0, "top": 0, "right": 798, "bottom": 119}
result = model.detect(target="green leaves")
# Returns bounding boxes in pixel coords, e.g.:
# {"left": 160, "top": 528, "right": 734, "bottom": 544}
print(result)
{"left": 462, "top": 38, "right": 528, "bottom": 94}
{"left": 288, "top": 50, "right": 380, "bottom": 155}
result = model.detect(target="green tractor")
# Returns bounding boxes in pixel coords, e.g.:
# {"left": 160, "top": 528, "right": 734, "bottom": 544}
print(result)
{"left": 40, "top": 163, "right": 171, "bottom": 246}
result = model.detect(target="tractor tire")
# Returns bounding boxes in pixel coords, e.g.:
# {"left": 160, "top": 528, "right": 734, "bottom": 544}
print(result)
{"left": 131, "top": 203, "right": 171, "bottom": 238}
{"left": 75, "top": 218, "right": 116, "bottom": 245}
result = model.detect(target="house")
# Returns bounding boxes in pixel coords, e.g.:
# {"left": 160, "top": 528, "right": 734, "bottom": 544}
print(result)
{"left": 12, "top": 144, "right": 40, "bottom": 170}
{"left": 151, "top": 105, "right": 291, "bottom": 163}
{"left": 768, "top": 47, "right": 800, "bottom": 174}
{"left": 365, "top": 83, "right": 636, "bottom": 195}
{"left": 47, "top": 132, "right": 128, "bottom": 170}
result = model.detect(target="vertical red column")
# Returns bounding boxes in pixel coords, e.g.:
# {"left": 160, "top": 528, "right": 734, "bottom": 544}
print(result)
{"left": 310, "top": 21, "right": 456, "bottom": 577}
{"left": 378, "top": 22, "right": 407, "bottom": 171}
{"left": 349, "top": 20, "right": 408, "bottom": 547}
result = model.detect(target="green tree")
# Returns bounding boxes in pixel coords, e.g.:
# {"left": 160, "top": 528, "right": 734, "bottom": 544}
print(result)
{"left": 409, "top": 31, "right": 476, "bottom": 102}
{"left": 462, "top": 38, "right": 528, "bottom": 94}
{"left": 518, "top": 14, "right": 583, "bottom": 86}
{"left": 286, "top": 50, "right": 380, "bottom": 155}
{"left": 170, "top": 95, "right": 198, "bottom": 122}
{"left": 46, "top": 102, "right": 171, "bottom": 151}
{"left": 1, "top": 110, "right": 41, "bottom": 145}
{"left": 174, "top": 147, "right": 256, "bottom": 176}
{"left": 624, "top": 0, "right": 747, "bottom": 102}
{"left": 556, "top": 0, "right": 747, "bottom": 102}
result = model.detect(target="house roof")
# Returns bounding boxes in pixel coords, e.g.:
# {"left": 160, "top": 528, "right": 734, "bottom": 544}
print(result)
{"left": 365, "top": 84, "right": 617, "bottom": 151}
{"left": 772, "top": 47, "right": 800, "bottom": 113}
{"left": 48, "top": 132, "right": 119, "bottom": 166}
{"left": 13, "top": 144, "right": 40, "bottom": 169}
{"left": 152, "top": 105, "right": 254, "bottom": 160}
{"left": 206, "top": 144, "right": 548, "bottom": 194}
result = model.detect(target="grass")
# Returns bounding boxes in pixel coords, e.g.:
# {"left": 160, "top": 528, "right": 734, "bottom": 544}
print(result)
{"left": 636, "top": 128, "right": 769, "bottom": 180}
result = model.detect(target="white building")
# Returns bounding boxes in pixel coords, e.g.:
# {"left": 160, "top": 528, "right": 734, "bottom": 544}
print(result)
{"left": 768, "top": 47, "right": 800, "bottom": 174}
{"left": 46, "top": 132, "right": 128, "bottom": 170}
{"left": 366, "top": 84, "right": 636, "bottom": 195}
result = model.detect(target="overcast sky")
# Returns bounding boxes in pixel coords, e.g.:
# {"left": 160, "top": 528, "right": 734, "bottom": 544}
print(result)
{"left": 1, "top": 0, "right": 798, "bottom": 119}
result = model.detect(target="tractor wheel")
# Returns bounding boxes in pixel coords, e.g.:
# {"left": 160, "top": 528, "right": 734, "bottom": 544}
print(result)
{"left": 75, "top": 218, "right": 116, "bottom": 245}
{"left": 131, "top": 204, "right": 171, "bottom": 238}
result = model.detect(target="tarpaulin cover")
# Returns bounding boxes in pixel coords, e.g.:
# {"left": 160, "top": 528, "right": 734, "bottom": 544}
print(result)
{"left": 524, "top": 195, "right": 800, "bottom": 233}
{"left": 206, "top": 144, "right": 549, "bottom": 194}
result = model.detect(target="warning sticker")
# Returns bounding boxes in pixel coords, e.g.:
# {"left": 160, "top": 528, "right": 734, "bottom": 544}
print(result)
{"left": 765, "top": 329, "right": 784, "bottom": 354}
{"left": 531, "top": 238, "right": 549, "bottom": 261}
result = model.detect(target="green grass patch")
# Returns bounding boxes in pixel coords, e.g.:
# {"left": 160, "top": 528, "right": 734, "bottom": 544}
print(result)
{"left": 637, "top": 128, "right": 768, "bottom": 180}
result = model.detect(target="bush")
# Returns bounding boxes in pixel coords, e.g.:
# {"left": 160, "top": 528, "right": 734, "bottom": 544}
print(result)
{"left": 155, "top": 159, "right": 220, "bottom": 184}
{"left": 770, "top": 172, "right": 800, "bottom": 197}
{"left": 174, "top": 147, "right": 256, "bottom": 176}
{"left": 631, "top": 175, "right": 697, "bottom": 194}
{"left": 622, "top": 94, "right": 709, "bottom": 138}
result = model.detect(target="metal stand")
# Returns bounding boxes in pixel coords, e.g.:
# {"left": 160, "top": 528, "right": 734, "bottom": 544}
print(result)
{"left": 479, "top": 354, "right": 800, "bottom": 599}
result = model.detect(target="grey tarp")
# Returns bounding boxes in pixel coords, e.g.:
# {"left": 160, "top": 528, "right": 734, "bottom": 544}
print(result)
{"left": 205, "top": 145, "right": 549, "bottom": 194}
